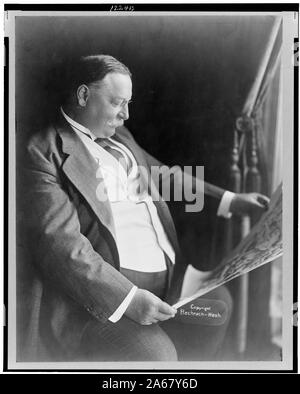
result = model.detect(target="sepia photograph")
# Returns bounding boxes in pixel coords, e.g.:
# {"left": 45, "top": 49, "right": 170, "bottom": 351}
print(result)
{"left": 4, "top": 5, "right": 297, "bottom": 372}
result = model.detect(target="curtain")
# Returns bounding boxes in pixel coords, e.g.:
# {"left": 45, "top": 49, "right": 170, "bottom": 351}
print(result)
{"left": 230, "top": 16, "right": 283, "bottom": 354}
{"left": 257, "top": 60, "right": 283, "bottom": 347}
{"left": 250, "top": 20, "right": 283, "bottom": 348}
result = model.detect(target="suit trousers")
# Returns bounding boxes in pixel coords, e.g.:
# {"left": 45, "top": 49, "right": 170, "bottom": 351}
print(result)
{"left": 77, "top": 258, "right": 233, "bottom": 362}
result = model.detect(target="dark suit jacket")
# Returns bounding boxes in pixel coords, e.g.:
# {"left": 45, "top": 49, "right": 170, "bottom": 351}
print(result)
{"left": 17, "top": 113, "right": 189, "bottom": 361}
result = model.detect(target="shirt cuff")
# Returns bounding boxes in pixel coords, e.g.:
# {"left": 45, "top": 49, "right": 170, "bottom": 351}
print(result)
{"left": 108, "top": 285, "right": 138, "bottom": 323}
{"left": 217, "top": 191, "right": 235, "bottom": 219}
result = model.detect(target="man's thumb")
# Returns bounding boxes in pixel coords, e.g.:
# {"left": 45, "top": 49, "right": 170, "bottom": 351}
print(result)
{"left": 159, "top": 301, "right": 177, "bottom": 315}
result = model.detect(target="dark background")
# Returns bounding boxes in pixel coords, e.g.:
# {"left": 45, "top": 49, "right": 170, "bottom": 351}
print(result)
{"left": 16, "top": 14, "right": 274, "bottom": 270}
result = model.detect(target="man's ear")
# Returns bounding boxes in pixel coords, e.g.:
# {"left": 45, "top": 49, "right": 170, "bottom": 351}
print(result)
{"left": 76, "top": 84, "right": 89, "bottom": 107}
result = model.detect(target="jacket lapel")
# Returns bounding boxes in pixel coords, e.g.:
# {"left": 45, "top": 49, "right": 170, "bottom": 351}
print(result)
{"left": 55, "top": 116, "right": 117, "bottom": 240}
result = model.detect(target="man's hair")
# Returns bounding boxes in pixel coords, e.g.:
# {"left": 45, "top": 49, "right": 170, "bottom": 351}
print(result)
{"left": 61, "top": 54, "right": 131, "bottom": 104}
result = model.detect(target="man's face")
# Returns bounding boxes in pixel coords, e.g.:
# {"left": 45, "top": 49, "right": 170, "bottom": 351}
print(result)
{"left": 81, "top": 72, "right": 132, "bottom": 138}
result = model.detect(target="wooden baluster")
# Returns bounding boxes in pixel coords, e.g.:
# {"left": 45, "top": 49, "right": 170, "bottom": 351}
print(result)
{"left": 245, "top": 115, "right": 271, "bottom": 355}
{"left": 210, "top": 127, "right": 241, "bottom": 269}
{"left": 230, "top": 128, "right": 242, "bottom": 191}
{"left": 223, "top": 126, "right": 244, "bottom": 357}
{"left": 237, "top": 116, "right": 262, "bottom": 355}
{"left": 246, "top": 118, "right": 261, "bottom": 194}
{"left": 224, "top": 129, "right": 241, "bottom": 256}
{"left": 236, "top": 216, "right": 250, "bottom": 355}
{"left": 235, "top": 116, "right": 255, "bottom": 356}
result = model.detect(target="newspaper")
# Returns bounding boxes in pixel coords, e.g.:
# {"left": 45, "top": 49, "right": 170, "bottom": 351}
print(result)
{"left": 173, "top": 184, "right": 282, "bottom": 309}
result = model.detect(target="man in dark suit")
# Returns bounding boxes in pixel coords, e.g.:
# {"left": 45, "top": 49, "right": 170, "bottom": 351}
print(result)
{"left": 18, "top": 55, "right": 269, "bottom": 362}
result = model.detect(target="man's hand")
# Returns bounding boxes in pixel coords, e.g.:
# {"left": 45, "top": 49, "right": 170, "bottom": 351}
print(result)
{"left": 230, "top": 192, "right": 270, "bottom": 216}
{"left": 125, "top": 289, "right": 177, "bottom": 325}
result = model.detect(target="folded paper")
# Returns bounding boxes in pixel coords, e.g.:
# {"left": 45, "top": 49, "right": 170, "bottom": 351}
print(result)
{"left": 174, "top": 184, "right": 282, "bottom": 309}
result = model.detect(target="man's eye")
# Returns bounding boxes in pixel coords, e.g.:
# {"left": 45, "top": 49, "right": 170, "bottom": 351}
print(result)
{"left": 111, "top": 100, "right": 132, "bottom": 107}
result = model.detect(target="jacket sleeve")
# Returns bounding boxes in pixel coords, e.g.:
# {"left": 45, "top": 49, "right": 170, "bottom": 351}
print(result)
{"left": 140, "top": 147, "right": 227, "bottom": 201}
{"left": 119, "top": 125, "right": 227, "bottom": 200}
{"left": 22, "top": 136, "right": 135, "bottom": 323}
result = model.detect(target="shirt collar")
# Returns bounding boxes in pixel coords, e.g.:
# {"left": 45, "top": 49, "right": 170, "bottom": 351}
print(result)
{"left": 60, "top": 106, "right": 97, "bottom": 141}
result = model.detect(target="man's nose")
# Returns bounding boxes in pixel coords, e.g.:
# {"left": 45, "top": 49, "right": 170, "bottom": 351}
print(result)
{"left": 119, "top": 104, "right": 129, "bottom": 121}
